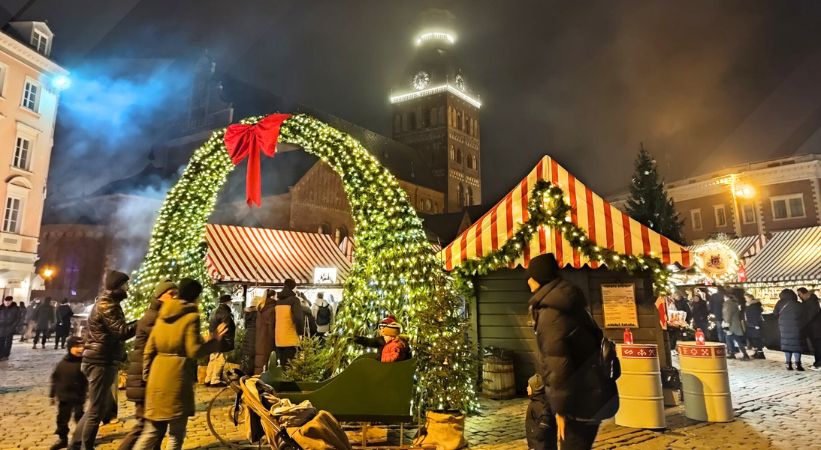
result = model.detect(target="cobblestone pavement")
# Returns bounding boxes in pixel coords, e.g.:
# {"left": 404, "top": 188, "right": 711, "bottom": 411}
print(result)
{"left": 1, "top": 341, "right": 818, "bottom": 449}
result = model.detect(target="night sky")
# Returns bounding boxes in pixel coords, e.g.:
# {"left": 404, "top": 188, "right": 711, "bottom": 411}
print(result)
{"left": 4, "top": 0, "right": 821, "bottom": 203}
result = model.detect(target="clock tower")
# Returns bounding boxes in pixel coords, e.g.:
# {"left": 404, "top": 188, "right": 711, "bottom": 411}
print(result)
{"left": 390, "top": 31, "right": 481, "bottom": 212}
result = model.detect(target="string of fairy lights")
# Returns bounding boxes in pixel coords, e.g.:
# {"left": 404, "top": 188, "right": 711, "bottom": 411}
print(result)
{"left": 452, "top": 180, "right": 673, "bottom": 295}
{"left": 125, "top": 113, "right": 478, "bottom": 414}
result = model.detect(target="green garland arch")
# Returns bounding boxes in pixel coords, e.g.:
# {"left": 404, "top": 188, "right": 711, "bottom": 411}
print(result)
{"left": 124, "top": 113, "right": 477, "bottom": 413}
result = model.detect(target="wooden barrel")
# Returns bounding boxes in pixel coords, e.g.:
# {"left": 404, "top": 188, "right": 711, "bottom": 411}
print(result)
{"left": 481, "top": 356, "right": 515, "bottom": 399}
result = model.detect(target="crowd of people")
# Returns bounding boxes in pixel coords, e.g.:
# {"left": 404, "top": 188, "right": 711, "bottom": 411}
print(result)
{"left": 0, "top": 296, "right": 79, "bottom": 360}
{"left": 662, "top": 286, "right": 821, "bottom": 371}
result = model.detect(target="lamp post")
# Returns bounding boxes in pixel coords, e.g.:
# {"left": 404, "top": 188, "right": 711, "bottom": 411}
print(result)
{"left": 720, "top": 175, "right": 756, "bottom": 237}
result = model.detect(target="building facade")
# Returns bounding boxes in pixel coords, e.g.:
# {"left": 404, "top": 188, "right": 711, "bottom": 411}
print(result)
{"left": 611, "top": 154, "right": 821, "bottom": 243}
{"left": 0, "top": 22, "right": 67, "bottom": 302}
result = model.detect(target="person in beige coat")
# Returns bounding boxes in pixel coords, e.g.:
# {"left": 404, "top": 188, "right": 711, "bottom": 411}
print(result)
{"left": 133, "top": 278, "right": 226, "bottom": 450}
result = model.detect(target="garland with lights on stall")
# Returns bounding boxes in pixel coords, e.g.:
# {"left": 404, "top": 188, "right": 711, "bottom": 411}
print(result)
{"left": 122, "top": 113, "right": 478, "bottom": 414}
{"left": 451, "top": 179, "right": 673, "bottom": 294}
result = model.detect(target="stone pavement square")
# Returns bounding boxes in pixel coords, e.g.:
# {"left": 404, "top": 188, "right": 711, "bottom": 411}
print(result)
{"left": 1, "top": 341, "right": 819, "bottom": 449}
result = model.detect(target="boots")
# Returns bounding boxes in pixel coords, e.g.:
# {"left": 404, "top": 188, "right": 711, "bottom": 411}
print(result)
{"left": 741, "top": 353, "right": 751, "bottom": 361}
{"left": 49, "top": 437, "right": 68, "bottom": 450}
{"left": 786, "top": 362, "right": 793, "bottom": 371}
{"left": 753, "top": 351, "right": 766, "bottom": 359}
{"left": 796, "top": 362, "right": 805, "bottom": 371}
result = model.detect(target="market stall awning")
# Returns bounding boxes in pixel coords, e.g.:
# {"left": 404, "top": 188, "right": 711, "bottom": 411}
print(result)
{"left": 744, "top": 226, "right": 821, "bottom": 283}
{"left": 206, "top": 224, "right": 352, "bottom": 284}
{"left": 687, "top": 234, "right": 766, "bottom": 262}
{"left": 441, "top": 156, "right": 691, "bottom": 271}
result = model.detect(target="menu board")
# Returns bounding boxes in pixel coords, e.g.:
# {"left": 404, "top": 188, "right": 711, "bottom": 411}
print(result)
{"left": 601, "top": 283, "right": 638, "bottom": 328}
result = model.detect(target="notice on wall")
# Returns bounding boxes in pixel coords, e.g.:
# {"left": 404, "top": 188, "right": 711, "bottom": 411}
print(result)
{"left": 601, "top": 283, "right": 638, "bottom": 328}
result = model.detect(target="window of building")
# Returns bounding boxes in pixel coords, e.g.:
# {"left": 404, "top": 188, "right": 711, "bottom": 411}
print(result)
{"left": 22, "top": 80, "right": 39, "bottom": 112}
{"left": 455, "top": 147, "right": 462, "bottom": 164}
{"left": 467, "top": 186, "right": 474, "bottom": 205}
{"left": 317, "top": 223, "right": 331, "bottom": 234}
{"left": 466, "top": 117, "right": 472, "bottom": 135}
{"left": 3, "top": 197, "right": 21, "bottom": 233}
{"left": 12, "top": 137, "right": 31, "bottom": 170}
{"left": 467, "top": 154, "right": 478, "bottom": 170}
{"left": 741, "top": 203, "right": 756, "bottom": 224}
{"left": 690, "top": 209, "right": 703, "bottom": 231}
{"left": 457, "top": 183, "right": 465, "bottom": 207}
{"left": 456, "top": 111, "right": 462, "bottom": 131}
{"left": 714, "top": 205, "right": 727, "bottom": 227}
{"left": 771, "top": 194, "right": 806, "bottom": 220}
{"left": 449, "top": 145, "right": 456, "bottom": 161}
{"left": 31, "top": 30, "right": 49, "bottom": 55}
{"left": 0, "top": 63, "right": 7, "bottom": 98}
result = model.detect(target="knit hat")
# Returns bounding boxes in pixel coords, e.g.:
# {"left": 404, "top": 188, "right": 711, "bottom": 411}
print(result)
{"left": 379, "top": 315, "right": 397, "bottom": 327}
{"left": 66, "top": 336, "right": 84, "bottom": 350}
{"left": 152, "top": 280, "right": 177, "bottom": 299}
{"left": 177, "top": 278, "right": 203, "bottom": 301}
{"left": 105, "top": 270, "right": 130, "bottom": 291}
{"left": 528, "top": 373, "right": 544, "bottom": 393}
{"left": 526, "top": 253, "right": 559, "bottom": 285}
{"left": 381, "top": 322, "right": 401, "bottom": 337}
{"left": 284, "top": 279, "right": 297, "bottom": 290}
{"left": 219, "top": 294, "right": 232, "bottom": 303}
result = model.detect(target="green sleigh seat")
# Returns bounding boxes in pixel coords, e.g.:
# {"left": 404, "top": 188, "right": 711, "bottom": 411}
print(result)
{"left": 260, "top": 352, "right": 416, "bottom": 424}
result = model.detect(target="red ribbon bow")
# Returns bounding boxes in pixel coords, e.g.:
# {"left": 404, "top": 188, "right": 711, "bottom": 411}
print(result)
{"left": 224, "top": 114, "right": 291, "bottom": 206}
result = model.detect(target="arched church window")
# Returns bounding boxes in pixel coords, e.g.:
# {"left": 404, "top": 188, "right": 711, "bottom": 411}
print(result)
{"left": 456, "top": 147, "right": 462, "bottom": 164}
{"left": 457, "top": 183, "right": 465, "bottom": 207}
{"left": 467, "top": 186, "right": 474, "bottom": 205}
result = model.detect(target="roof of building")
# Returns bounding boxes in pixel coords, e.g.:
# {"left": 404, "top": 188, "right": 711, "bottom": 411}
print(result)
{"left": 205, "top": 224, "right": 352, "bottom": 285}
{"left": 744, "top": 226, "right": 821, "bottom": 283}
{"left": 442, "top": 156, "right": 691, "bottom": 271}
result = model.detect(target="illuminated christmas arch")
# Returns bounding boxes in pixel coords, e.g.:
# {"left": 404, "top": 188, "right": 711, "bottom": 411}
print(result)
{"left": 124, "top": 113, "right": 477, "bottom": 412}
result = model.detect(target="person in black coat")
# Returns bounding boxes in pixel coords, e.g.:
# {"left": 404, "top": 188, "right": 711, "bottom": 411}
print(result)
{"left": 70, "top": 270, "right": 137, "bottom": 450}
{"left": 673, "top": 292, "right": 692, "bottom": 324}
{"left": 0, "top": 296, "right": 20, "bottom": 360}
{"left": 744, "top": 294, "right": 765, "bottom": 359}
{"left": 525, "top": 373, "right": 557, "bottom": 450}
{"left": 774, "top": 289, "right": 804, "bottom": 371}
{"left": 691, "top": 291, "right": 710, "bottom": 335}
{"left": 205, "top": 294, "right": 236, "bottom": 386}
{"left": 49, "top": 336, "right": 87, "bottom": 450}
{"left": 708, "top": 288, "right": 726, "bottom": 343}
{"left": 527, "top": 254, "right": 618, "bottom": 450}
{"left": 242, "top": 303, "right": 258, "bottom": 375}
{"left": 118, "top": 280, "right": 175, "bottom": 450}
{"left": 16, "top": 300, "right": 27, "bottom": 336}
{"left": 797, "top": 288, "right": 821, "bottom": 370}
{"left": 33, "top": 297, "right": 55, "bottom": 349}
{"left": 54, "top": 299, "right": 74, "bottom": 350}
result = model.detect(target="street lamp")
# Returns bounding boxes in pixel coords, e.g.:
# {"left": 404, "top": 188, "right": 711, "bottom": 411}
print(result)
{"left": 717, "top": 175, "right": 756, "bottom": 236}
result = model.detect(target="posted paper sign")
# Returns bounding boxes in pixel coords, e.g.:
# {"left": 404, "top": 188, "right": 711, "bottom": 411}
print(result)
{"left": 602, "top": 283, "right": 638, "bottom": 328}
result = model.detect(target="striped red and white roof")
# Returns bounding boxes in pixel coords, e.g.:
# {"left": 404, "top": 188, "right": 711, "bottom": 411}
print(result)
{"left": 441, "top": 156, "right": 691, "bottom": 271}
{"left": 744, "top": 226, "right": 821, "bottom": 283}
{"left": 206, "top": 224, "right": 352, "bottom": 285}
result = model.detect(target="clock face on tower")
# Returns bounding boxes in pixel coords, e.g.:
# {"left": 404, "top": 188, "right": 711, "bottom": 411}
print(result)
{"left": 455, "top": 74, "right": 465, "bottom": 91}
{"left": 412, "top": 71, "right": 430, "bottom": 90}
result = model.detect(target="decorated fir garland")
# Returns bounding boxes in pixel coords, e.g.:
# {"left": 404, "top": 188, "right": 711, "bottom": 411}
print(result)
{"left": 452, "top": 179, "right": 673, "bottom": 294}
{"left": 124, "top": 113, "right": 477, "bottom": 414}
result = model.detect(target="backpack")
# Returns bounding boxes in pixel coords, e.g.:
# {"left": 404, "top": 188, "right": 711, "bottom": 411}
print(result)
{"left": 315, "top": 304, "right": 332, "bottom": 326}
{"left": 585, "top": 310, "right": 621, "bottom": 381}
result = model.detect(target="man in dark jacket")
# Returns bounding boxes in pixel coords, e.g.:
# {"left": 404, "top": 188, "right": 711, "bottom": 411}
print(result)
{"left": 744, "top": 294, "right": 765, "bottom": 359}
{"left": 797, "top": 287, "right": 821, "bottom": 370}
{"left": 49, "top": 336, "right": 87, "bottom": 450}
{"left": 691, "top": 292, "right": 710, "bottom": 335}
{"left": 69, "top": 270, "right": 137, "bottom": 450}
{"left": 0, "top": 296, "right": 20, "bottom": 360}
{"left": 205, "top": 294, "right": 236, "bottom": 386}
{"left": 527, "top": 254, "right": 617, "bottom": 450}
{"left": 526, "top": 373, "right": 556, "bottom": 450}
{"left": 34, "top": 297, "right": 56, "bottom": 349}
{"left": 118, "top": 280, "right": 176, "bottom": 450}
{"left": 708, "top": 288, "right": 726, "bottom": 343}
{"left": 55, "top": 299, "right": 74, "bottom": 349}
{"left": 16, "top": 300, "right": 27, "bottom": 336}
{"left": 673, "top": 292, "right": 692, "bottom": 325}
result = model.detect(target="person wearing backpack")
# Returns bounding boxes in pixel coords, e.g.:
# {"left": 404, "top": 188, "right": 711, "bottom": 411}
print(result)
{"left": 527, "top": 253, "right": 619, "bottom": 450}
{"left": 311, "top": 293, "right": 333, "bottom": 338}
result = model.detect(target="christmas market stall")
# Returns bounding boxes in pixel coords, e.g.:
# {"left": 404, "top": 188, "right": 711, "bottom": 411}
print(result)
{"left": 742, "top": 225, "right": 821, "bottom": 309}
{"left": 205, "top": 223, "right": 351, "bottom": 308}
{"left": 441, "top": 156, "right": 691, "bottom": 393}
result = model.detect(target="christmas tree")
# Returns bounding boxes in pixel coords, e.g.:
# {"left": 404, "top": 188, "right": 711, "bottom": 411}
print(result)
{"left": 626, "top": 143, "right": 685, "bottom": 243}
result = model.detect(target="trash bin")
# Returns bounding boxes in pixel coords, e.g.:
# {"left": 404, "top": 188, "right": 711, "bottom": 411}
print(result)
{"left": 614, "top": 344, "right": 665, "bottom": 429}
{"left": 677, "top": 342, "right": 733, "bottom": 422}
